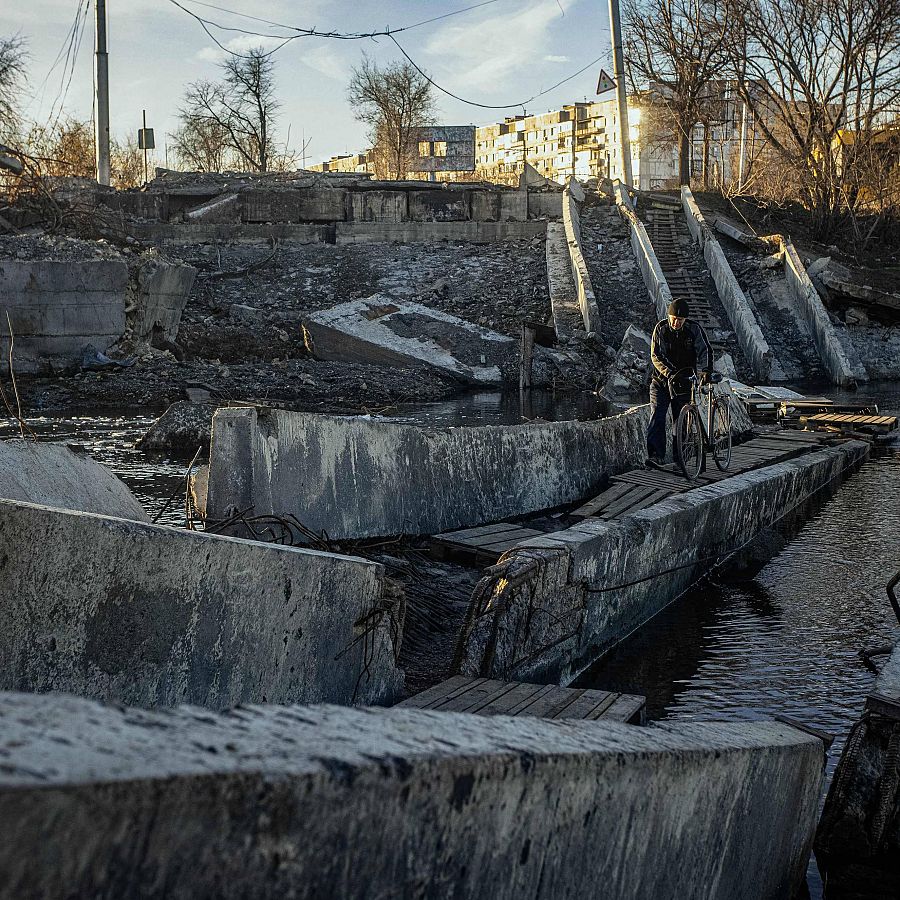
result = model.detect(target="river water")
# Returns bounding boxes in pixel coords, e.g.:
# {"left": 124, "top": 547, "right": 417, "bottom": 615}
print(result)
{"left": 3, "top": 385, "right": 899, "bottom": 897}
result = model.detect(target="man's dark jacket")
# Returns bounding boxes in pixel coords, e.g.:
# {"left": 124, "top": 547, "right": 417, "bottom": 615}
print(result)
{"left": 650, "top": 318, "right": 713, "bottom": 386}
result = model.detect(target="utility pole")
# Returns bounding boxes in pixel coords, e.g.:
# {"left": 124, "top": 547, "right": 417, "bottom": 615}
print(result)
{"left": 94, "top": 0, "right": 110, "bottom": 186}
{"left": 737, "top": 101, "right": 748, "bottom": 192}
{"left": 608, "top": 0, "right": 633, "bottom": 188}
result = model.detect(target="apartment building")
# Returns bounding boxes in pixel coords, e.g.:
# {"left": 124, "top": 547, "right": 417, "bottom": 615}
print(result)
{"left": 473, "top": 99, "right": 681, "bottom": 190}
{"left": 308, "top": 153, "right": 370, "bottom": 175}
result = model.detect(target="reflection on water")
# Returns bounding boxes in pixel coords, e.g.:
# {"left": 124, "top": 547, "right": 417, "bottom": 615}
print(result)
{"left": 0, "top": 413, "right": 189, "bottom": 527}
{"left": 578, "top": 446, "right": 900, "bottom": 897}
{"left": 378, "top": 389, "right": 618, "bottom": 426}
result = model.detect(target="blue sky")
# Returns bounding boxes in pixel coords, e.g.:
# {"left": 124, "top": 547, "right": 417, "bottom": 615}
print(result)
{"left": 3, "top": 0, "right": 615, "bottom": 166}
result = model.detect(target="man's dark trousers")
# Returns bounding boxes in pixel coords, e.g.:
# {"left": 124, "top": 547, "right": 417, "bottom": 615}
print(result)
{"left": 647, "top": 379, "right": 688, "bottom": 460}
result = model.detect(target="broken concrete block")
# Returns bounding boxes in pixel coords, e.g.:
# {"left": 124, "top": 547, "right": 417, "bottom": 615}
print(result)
{"left": 302, "top": 296, "right": 516, "bottom": 385}
{"left": 0, "top": 499, "right": 404, "bottom": 708}
{"left": 714, "top": 352, "right": 737, "bottom": 379}
{"left": 184, "top": 193, "right": 239, "bottom": 224}
{"left": 205, "top": 405, "right": 652, "bottom": 540}
{"left": 602, "top": 325, "right": 651, "bottom": 398}
{"left": 0, "top": 693, "right": 822, "bottom": 900}
{"left": 408, "top": 190, "right": 470, "bottom": 222}
{"left": 520, "top": 161, "right": 553, "bottom": 188}
{"left": 566, "top": 176, "right": 586, "bottom": 203}
{"left": 0, "top": 439, "right": 148, "bottom": 521}
{"left": 138, "top": 401, "right": 216, "bottom": 455}
{"left": 0, "top": 258, "right": 127, "bottom": 373}
{"left": 127, "top": 254, "right": 196, "bottom": 345}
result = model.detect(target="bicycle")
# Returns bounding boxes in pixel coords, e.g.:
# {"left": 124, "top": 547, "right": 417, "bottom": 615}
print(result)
{"left": 668, "top": 366, "right": 732, "bottom": 480}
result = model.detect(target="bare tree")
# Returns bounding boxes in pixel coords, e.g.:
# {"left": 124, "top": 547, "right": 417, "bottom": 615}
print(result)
{"left": 172, "top": 116, "right": 232, "bottom": 171}
{"left": 347, "top": 56, "right": 436, "bottom": 180}
{"left": 725, "top": 0, "right": 900, "bottom": 238}
{"left": 623, "top": 0, "right": 732, "bottom": 184}
{"left": 0, "top": 34, "right": 28, "bottom": 142}
{"left": 110, "top": 135, "right": 145, "bottom": 189}
{"left": 178, "top": 49, "right": 280, "bottom": 172}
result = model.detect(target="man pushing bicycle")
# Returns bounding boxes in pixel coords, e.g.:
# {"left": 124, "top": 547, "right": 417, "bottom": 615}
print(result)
{"left": 646, "top": 297, "right": 714, "bottom": 468}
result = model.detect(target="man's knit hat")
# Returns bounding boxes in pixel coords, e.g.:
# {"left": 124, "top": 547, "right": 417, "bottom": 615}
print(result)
{"left": 667, "top": 297, "right": 690, "bottom": 317}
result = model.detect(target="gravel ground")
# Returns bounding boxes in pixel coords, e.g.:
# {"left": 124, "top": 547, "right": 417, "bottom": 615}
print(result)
{"left": 580, "top": 197, "right": 659, "bottom": 348}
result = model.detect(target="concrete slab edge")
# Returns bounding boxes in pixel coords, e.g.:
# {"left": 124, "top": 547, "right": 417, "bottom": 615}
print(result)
{"left": 681, "top": 187, "right": 774, "bottom": 381}
{"left": 0, "top": 497, "right": 404, "bottom": 709}
{"left": 613, "top": 181, "right": 672, "bottom": 320}
{"left": 0, "top": 693, "right": 822, "bottom": 900}
{"left": 561, "top": 186, "right": 602, "bottom": 334}
{"left": 458, "top": 440, "right": 869, "bottom": 686}
{"left": 781, "top": 239, "right": 867, "bottom": 386}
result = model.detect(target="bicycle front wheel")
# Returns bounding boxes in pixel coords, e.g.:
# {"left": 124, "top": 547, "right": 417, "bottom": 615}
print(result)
{"left": 675, "top": 404, "right": 703, "bottom": 480}
{"left": 712, "top": 397, "right": 732, "bottom": 471}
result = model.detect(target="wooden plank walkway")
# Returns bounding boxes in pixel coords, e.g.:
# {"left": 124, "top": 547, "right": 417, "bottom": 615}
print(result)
{"left": 397, "top": 675, "right": 645, "bottom": 724}
{"left": 431, "top": 430, "right": 834, "bottom": 562}
{"left": 571, "top": 430, "right": 828, "bottom": 519}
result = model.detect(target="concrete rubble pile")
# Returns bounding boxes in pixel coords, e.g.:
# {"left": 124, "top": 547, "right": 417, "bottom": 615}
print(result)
{"left": 0, "top": 234, "right": 195, "bottom": 373}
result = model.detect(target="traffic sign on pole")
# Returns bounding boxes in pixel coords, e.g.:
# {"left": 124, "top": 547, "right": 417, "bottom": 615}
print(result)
{"left": 596, "top": 68, "right": 617, "bottom": 95}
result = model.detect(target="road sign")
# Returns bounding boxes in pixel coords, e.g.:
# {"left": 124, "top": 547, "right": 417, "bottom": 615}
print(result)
{"left": 596, "top": 69, "right": 616, "bottom": 94}
{"left": 138, "top": 128, "right": 155, "bottom": 150}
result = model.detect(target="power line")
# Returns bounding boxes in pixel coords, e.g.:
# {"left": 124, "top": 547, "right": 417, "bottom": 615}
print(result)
{"left": 168, "top": 0, "right": 610, "bottom": 112}
{"left": 167, "top": 0, "right": 507, "bottom": 56}
{"left": 389, "top": 34, "right": 608, "bottom": 111}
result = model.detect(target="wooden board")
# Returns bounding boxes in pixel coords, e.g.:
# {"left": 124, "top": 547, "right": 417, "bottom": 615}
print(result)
{"left": 801, "top": 412, "right": 897, "bottom": 434}
{"left": 431, "top": 523, "right": 547, "bottom": 565}
{"left": 398, "top": 675, "right": 646, "bottom": 724}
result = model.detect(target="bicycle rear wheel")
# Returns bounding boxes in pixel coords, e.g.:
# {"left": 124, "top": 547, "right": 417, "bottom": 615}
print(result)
{"left": 712, "top": 397, "right": 732, "bottom": 471}
{"left": 675, "top": 404, "right": 703, "bottom": 480}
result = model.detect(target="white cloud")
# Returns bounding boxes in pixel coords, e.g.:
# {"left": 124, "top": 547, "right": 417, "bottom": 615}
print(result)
{"left": 301, "top": 44, "right": 347, "bottom": 82}
{"left": 423, "top": 0, "right": 576, "bottom": 91}
{"left": 544, "top": 54, "right": 570, "bottom": 63}
{"left": 193, "top": 34, "right": 287, "bottom": 63}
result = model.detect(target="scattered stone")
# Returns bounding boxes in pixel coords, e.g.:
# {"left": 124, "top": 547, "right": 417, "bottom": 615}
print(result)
{"left": 138, "top": 401, "right": 216, "bottom": 454}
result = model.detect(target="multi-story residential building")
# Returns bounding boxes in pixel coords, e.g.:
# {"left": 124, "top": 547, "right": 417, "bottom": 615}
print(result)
{"left": 473, "top": 99, "right": 682, "bottom": 190}
{"left": 308, "top": 153, "right": 371, "bottom": 174}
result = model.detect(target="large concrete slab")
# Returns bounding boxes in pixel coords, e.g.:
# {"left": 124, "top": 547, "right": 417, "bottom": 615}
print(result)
{"left": 0, "top": 692, "right": 822, "bottom": 899}
{"left": 782, "top": 240, "right": 867, "bottom": 386}
{"left": 545, "top": 220, "right": 581, "bottom": 336}
{"left": 205, "top": 405, "right": 651, "bottom": 540}
{"left": 128, "top": 254, "right": 197, "bottom": 344}
{"left": 682, "top": 187, "right": 774, "bottom": 381}
{"left": 0, "top": 258, "right": 127, "bottom": 372}
{"left": 0, "top": 499, "right": 403, "bottom": 708}
{"left": 562, "top": 186, "right": 602, "bottom": 334}
{"left": 0, "top": 439, "right": 148, "bottom": 521}
{"left": 459, "top": 440, "right": 869, "bottom": 684}
{"left": 302, "top": 295, "right": 516, "bottom": 385}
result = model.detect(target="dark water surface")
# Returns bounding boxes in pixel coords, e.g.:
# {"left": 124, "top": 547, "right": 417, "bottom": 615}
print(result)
{"left": 578, "top": 385, "right": 900, "bottom": 897}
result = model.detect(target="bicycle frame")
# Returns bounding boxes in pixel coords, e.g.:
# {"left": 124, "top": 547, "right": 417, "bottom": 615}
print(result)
{"left": 670, "top": 368, "right": 725, "bottom": 451}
